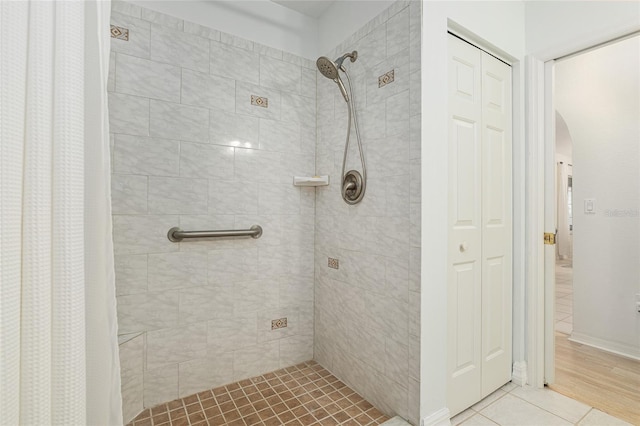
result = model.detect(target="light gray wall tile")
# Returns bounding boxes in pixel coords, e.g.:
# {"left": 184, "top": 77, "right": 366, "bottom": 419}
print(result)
{"left": 410, "top": 69, "right": 421, "bottom": 116}
{"left": 300, "top": 68, "right": 316, "bottom": 99}
{"left": 117, "top": 290, "right": 179, "bottom": 334}
{"left": 281, "top": 92, "right": 315, "bottom": 126}
{"left": 115, "top": 254, "right": 148, "bottom": 296}
{"left": 184, "top": 21, "right": 221, "bottom": 40}
{"left": 210, "top": 109, "right": 259, "bottom": 148}
{"left": 409, "top": 247, "right": 420, "bottom": 293}
{"left": 220, "top": 32, "right": 254, "bottom": 51}
{"left": 234, "top": 148, "right": 283, "bottom": 183}
{"left": 112, "top": 214, "right": 178, "bottom": 255}
{"left": 181, "top": 69, "right": 235, "bottom": 112}
{"left": 146, "top": 323, "right": 207, "bottom": 369}
{"left": 410, "top": 113, "right": 421, "bottom": 160}
{"left": 180, "top": 142, "right": 234, "bottom": 181}
{"left": 208, "top": 248, "right": 258, "bottom": 286}
{"left": 254, "top": 43, "right": 283, "bottom": 60}
{"left": 113, "top": 134, "right": 179, "bottom": 177}
{"left": 208, "top": 180, "right": 258, "bottom": 215}
{"left": 233, "top": 278, "right": 279, "bottom": 314}
{"left": 386, "top": 7, "right": 409, "bottom": 57}
{"left": 408, "top": 290, "right": 420, "bottom": 336}
{"left": 207, "top": 314, "right": 257, "bottom": 354}
{"left": 141, "top": 8, "right": 183, "bottom": 30}
{"left": 259, "top": 119, "right": 300, "bottom": 153}
{"left": 279, "top": 335, "right": 314, "bottom": 367}
{"left": 366, "top": 48, "right": 410, "bottom": 105}
{"left": 385, "top": 257, "right": 409, "bottom": 302}
{"left": 179, "top": 286, "right": 234, "bottom": 324}
{"left": 314, "top": 2, "right": 419, "bottom": 418}
{"left": 148, "top": 251, "right": 207, "bottom": 292}
{"left": 108, "top": 51, "right": 116, "bottom": 92}
{"left": 258, "top": 183, "right": 300, "bottom": 215}
{"left": 386, "top": 89, "right": 410, "bottom": 137}
{"left": 144, "top": 364, "right": 178, "bottom": 408}
{"left": 149, "top": 100, "right": 209, "bottom": 143}
{"left": 410, "top": 202, "right": 421, "bottom": 248}
{"left": 232, "top": 341, "right": 279, "bottom": 381}
{"left": 409, "top": 1, "right": 421, "bottom": 73}
{"left": 119, "top": 334, "right": 144, "bottom": 423}
{"left": 115, "top": 54, "right": 181, "bottom": 102}
{"left": 110, "top": 13, "right": 150, "bottom": 59}
{"left": 210, "top": 40, "right": 259, "bottom": 84}
{"left": 108, "top": 92, "right": 149, "bottom": 136}
{"left": 112, "top": 1, "right": 141, "bottom": 18}
{"left": 260, "top": 56, "right": 301, "bottom": 93}
{"left": 235, "top": 82, "right": 281, "bottom": 120}
{"left": 279, "top": 276, "right": 314, "bottom": 308}
{"left": 150, "top": 24, "right": 209, "bottom": 72}
{"left": 351, "top": 24, "right": 387, "bottom": 70}
{"left": 282, "top": 52, "right": 315, "bottom": 69}
{"left": 148, "top": 176, "right": 208, "bottom": 214}
{"left": 178, "top": 354, "right": 234, "bottom": 397}
{"left": 111, "top": 174, "right": 147, "bottom": 214}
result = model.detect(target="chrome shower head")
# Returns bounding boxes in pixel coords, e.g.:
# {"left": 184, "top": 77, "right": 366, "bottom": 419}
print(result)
{"left": 316, "top": 56, "right": 339, "bottom": 80}
{"left": 316, "top": 51, "right": 358, "bottom": 103}
{"left": 316, "top": 51, "right": 358, "bottom": 79}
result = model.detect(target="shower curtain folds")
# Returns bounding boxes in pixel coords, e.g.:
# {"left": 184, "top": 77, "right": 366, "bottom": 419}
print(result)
{"left": 0, "top": 1, "right": 122, "bottom": 424}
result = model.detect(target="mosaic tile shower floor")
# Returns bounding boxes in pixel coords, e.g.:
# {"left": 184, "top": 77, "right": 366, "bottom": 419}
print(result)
{"left": 128, "top": 361, "right": 391, "bottom": 426}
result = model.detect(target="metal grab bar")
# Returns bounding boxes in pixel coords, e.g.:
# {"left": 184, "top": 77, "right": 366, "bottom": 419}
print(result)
{"left": 167, "top": 225, "right": 262, "bottom": 242}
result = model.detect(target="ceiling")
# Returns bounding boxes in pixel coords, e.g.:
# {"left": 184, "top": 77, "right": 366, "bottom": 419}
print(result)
{"left": 270, "top": 0, "right": 336, "bottom": 18}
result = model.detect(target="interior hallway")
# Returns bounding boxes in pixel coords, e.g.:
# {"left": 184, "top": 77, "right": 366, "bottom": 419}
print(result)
{"left": 550, "top": 261, "right": 640, "bottom": 424}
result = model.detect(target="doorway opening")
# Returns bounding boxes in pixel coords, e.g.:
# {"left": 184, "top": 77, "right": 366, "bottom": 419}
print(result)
{"left": 546, "top": 34, "right": 640, "bottom": 425}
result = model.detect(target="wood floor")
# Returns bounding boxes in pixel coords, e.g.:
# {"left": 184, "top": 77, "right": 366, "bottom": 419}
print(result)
{"left": 550, "top": 331, "right": 640, "bottom": 425}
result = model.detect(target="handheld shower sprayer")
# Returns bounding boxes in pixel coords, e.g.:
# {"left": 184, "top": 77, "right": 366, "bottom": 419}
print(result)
{"left": 316, "top": 51, "right": 358, "bottom": 103}
{"left": 316, "top": 50, "right": 367, "bottom": 205}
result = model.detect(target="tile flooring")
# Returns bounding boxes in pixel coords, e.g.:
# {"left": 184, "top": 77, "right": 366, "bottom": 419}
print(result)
{"left": 555, "top": 259, "right": 573, "bottom": 334}
{"left": 450, "top": 382, "right": 632, "bottom": 426}
{"left": 127, "top": 360, "right": 390, "bottom": 426}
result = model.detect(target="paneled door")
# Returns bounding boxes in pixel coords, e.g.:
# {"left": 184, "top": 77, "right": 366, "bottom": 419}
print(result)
{"left": 447, "top": 34, "right": 512, "bottom": 416}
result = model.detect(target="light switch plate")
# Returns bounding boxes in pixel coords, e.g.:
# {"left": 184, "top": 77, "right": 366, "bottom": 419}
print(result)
{"left": 584, "top": 198, "right": 596, "bottom": 214}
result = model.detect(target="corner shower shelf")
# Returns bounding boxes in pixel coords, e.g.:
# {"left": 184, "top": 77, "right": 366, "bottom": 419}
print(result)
{"left": 293, "top": 175, "right": 329, "bottom": 187}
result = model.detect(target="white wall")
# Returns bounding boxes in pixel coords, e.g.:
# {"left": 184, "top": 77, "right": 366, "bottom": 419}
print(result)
{"left": 555, "top": 35, "right": 640, "bottom": 359}
{"left": 317, "top": 0, "right": 396, "bottom": 54}
{"left": 126, "top": 0, "right": 319, "bottom": 58}
{"left": 525, "top": 1, "right": 640, "bottom": 59}
{"left": 555, "top": 111, "right": 572, "bottom": 161}
{"left": 420, "top": 1, "right": 526, "bottom": 421}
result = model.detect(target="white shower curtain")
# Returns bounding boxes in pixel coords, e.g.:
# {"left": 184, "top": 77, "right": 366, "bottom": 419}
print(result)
{"left": 557, "top": 162, "right": 570, "bottom": 259}
{"left": 0, "top": 1, "right": 122, "bottom": 424}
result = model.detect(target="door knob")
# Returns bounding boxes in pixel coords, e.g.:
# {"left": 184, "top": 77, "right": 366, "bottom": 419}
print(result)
{"left": 459, "top": 242, "right": 468, "bottom": 252}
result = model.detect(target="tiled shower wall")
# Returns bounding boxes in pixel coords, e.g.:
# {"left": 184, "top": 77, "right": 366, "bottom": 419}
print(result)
{"left": 314, "top": 1, "right": 422, "bottom": 424}
{"left": 108, "top": 2, "right": 317, "bottom": 422}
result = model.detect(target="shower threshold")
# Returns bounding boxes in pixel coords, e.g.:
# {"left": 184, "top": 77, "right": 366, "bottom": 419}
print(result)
{"left": 128, "top": 360, "right": 392, "bottom": 426}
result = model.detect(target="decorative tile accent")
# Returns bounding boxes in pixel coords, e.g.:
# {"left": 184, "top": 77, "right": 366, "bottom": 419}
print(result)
{"left": 378, "top": 69, "right": 395, "bottom": 88}
{"left": 271, "top": 317, "right": 288, "bottom": 330}
{"left": 251, "top": 95, "right": 268, "bottom": 108}
{"left": 328, "top": 257, "right": 339, "bottom": 269}
{"left": 111, "top": 24, "right": 129, "bottom": 41}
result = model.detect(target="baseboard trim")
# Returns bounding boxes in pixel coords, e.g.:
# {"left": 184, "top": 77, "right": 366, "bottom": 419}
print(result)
{"left": 511, "top": 361, "right": 528, "bottom": 386}
{"left": 421, "top": 407, "right": 451, "bottom": 426}
{"left": 569, "top": 332, "right": 640, "bottom": 361}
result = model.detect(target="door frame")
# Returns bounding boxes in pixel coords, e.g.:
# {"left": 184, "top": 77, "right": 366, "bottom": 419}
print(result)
{"left": 525, "top": 27, "right": 640, "bottom": 388}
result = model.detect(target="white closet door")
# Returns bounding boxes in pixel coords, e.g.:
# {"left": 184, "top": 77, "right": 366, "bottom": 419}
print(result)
{"left": 480, "top": 51, "right": 513, "bottom": 397}
{"left": 447, "top": 35, "right": 483, "bottom": 416}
